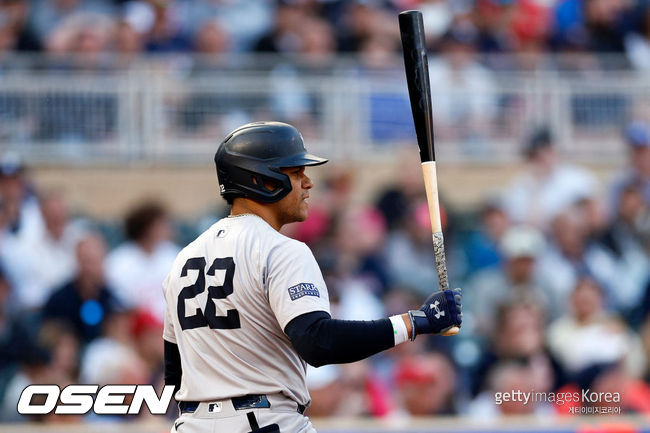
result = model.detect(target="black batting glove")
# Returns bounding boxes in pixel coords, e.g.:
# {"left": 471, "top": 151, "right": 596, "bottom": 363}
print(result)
{"left": 408, "top": 288, "right": 462, "bottom": 339}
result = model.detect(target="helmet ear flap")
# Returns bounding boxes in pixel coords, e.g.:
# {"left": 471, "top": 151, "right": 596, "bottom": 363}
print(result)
{"left": 251, "top": 174, "right": 280, "bottom": 193}
{"left": 219, "top": 162, "right": 292, "bottom": 203}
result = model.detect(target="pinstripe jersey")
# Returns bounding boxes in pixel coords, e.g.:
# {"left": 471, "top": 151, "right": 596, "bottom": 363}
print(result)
{"left": 162, "top": 214, "right": 330, "bottom": 406}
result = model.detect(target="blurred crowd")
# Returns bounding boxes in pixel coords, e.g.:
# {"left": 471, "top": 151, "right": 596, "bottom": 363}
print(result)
{"left": 0, "top": 0, "right": 650, "bottom": 70}
{"left": 0, "top": 118, "right": 649, "bottom": 423}
{"left": 2, "top": 0, "right": 648, "bottom": 158}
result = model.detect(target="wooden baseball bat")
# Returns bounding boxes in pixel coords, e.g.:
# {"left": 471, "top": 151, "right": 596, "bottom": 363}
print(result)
{"left": 399, "top": 10, "right": 459, "bottom": 336}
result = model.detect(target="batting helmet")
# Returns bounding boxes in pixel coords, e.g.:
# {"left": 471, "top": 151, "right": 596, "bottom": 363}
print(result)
{"left": 214, "top": 121, "right": 328, "bottom": 204}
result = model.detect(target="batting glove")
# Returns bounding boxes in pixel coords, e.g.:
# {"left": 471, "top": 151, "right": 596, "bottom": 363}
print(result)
{"left": 408, "top": 288, "right": 462, "bottom": 339}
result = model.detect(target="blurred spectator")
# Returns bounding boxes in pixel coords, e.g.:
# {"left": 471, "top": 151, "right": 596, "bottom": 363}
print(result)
{"left": 0, "top": 0, "right": 40, "bottom": 52}
{"left": 0, "top": 317, "right": 81, "bottom": 423}
{"left": 123, "top": 0, "right": 189, "bottom": 52}
{"left": 461, "top": 196, "right": 510, "bottom": 275}
{"left": 28, "top": 0, "right": 116, "bottom": 49}
{"left": 113, "top": 19, "right": 144, "bottom": 65}
{"left": 547, "top": 277, "right": 646, "bottom": 380}
{"left": 537, "top": 209, "right": 638, "bottom": 313}
{"left": 428, "top": 20, "right": 498, "bottom": 146}
{"left": 1, "top": 190, "right": 85, "bottom": 312}
{"left": 598, "top": 180, "right": 650, "bottom": 319}
{"left": 384, "top": 200, "right": 439, "bottom": 296}
{"left": 80, "top": 337, "right": 149, "bottom": 422}
{"left": 0, "top": 337, "right": 51, "bottom": 422}
{"left": 46, "top": 12, "right": 114, "bottom": 64}
{"left": 306, "top": 364, "right": 345, "bottom": 417}
{"left": 418, "top": 0, "right": 455, "bottom": 42}
{"left": 0, "top": 20, "right": 14, "bottom": 59}
{"left": 323, "top": 361, "right": 390, "bottom": 418}
{"left": 336, "top": 2, "right": 395, "bottom": 53}
{"left": 36, "top": 321, "right": 80, "bottom": 387}
{"left": 193, "top": 20, "right": 230, "bottom": 57}
{"left": 42, "top": 232, "right": 122, "bottom": 343}
{"left": 474, "top": 0, "right": 552, "bottom": 55}
{"left": 395, "top": 353, "right": 456, "bottom": 416}
{"left": 254, "top": 1, "right": 305, "bottom": 54}
{"left": 314, "top": 206, "right": 387, "bottom": 322}
{"left": 297, "top": 16, "right": 337, "bottom": 64}
{"left": 105, "top": 201, "right": 179, "bottom": 321}
{"left": 79, "top": 308, "right": 137, "bottom": 384}
{"left": 130, "top": 309, "right": 163, "bottom": 379}
{"left": 471, "top": 301, "right": 561, "bottom": 398}
{"left": 0, "top": 267, "right": 36, "bottom": 413}
{"left": 467, "top": 225, "right": 553, "bottom": 334}
{"left": 503, "top": 126, "right": 599, "bottom": 229}
{"left": 551, "top": 0, "right": 634, "bottom": 58}
{"left": 184, "top": 0, "right": 272, "bottom": 53}
{"left": 469, "top": 360, "right": 550, "bottom": 418}
{"left": 625, "top": 2, "right": 650, "bottom": 70}
{"left": 0, "top": 154, "right": 46, "bottom": 310}
{"left": 0, "top": 153, "right": 43, "bottom": 243}
{"left": 358, "top": 32, "right": 400, "bottom": 70}
{"left": 333, "top": 206, "right": 388, "bottom": 299}
{"left": 581, "top": 364, "right": 650, "bottom": 414}
{"left": 610, "top": 121, "right": 650, "bottom": 211}
{"left": 375, "top": 154, "right": 426, "bottom": 230}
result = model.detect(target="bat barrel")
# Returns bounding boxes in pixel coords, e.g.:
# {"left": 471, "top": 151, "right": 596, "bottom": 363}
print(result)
{"left": 399, "top": 10, "right": 436, "bottom": 163}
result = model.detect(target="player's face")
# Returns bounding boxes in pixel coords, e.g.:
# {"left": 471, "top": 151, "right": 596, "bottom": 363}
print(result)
{"left": 276, "top": 166, "right": 313, "bottom": 224}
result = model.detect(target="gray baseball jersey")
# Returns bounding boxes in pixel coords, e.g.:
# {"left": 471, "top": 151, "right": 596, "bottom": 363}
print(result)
{"left": 162, "top": 214, "right": 330, "bottom": 405}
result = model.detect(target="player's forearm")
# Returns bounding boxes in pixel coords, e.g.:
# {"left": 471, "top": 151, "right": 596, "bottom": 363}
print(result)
{"left": 164, "top": 339, "right": 182, "bottom": 398}
{"left": 284, "top": 311, "right": 394, "bottom": 367}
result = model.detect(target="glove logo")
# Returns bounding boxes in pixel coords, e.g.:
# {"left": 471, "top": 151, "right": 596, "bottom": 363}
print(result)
{"left": 431, "top": 301, "right": 445, "bottom": 319}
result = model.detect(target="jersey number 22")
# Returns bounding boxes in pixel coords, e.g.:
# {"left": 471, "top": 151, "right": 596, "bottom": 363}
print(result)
{"left": 177, "top": 257, "right": 241, "bottom": 330}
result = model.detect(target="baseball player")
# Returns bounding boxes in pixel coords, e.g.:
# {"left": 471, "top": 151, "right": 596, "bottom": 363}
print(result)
{"left": 162, "top": 121, "right": 462, "bottom": 433}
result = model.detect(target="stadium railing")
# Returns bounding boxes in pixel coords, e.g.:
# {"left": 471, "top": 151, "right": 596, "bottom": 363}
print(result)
{"left": 0, "top": 54, "right": 647, "bottom": 165}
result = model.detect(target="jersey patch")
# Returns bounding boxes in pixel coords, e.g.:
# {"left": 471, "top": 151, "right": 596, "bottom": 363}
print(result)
{"left": 288, "top": 283, "right": 320, "bottom": 301}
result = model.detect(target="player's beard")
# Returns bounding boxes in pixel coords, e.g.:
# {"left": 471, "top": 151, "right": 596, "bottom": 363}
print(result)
{"left": 274, "top": 191, "right": 309, "bottom": 226}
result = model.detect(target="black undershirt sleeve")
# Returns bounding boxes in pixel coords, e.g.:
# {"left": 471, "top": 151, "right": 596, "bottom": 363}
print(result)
{"left": 284, "top": 311, "right": 395, "bottom": 367}
{"left": 164, "top": 339, "right": 182, "bottom": 397}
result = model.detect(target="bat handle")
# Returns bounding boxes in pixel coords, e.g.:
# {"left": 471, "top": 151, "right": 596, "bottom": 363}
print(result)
{"left": 442, "top": 327, "right": 460, "bottom": 336}
{"left": 432, "top": 232, "right": 449, "bottom": 291}
{"left": 432, "top": 232, "right": 460, "bottom": 336}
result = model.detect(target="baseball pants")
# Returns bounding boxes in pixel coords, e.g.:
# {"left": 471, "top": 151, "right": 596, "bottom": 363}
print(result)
{"left": 171, "top": 394, "right": 317, "bottom": 433}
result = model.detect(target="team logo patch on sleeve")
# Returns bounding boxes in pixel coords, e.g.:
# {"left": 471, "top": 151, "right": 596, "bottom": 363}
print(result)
{"left": 288, "top": 283, "right": 320, "bottom": 301}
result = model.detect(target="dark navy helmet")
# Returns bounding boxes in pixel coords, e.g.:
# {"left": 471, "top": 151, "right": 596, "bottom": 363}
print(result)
{"left": 214, "top": 121, "right": 328, "bottom": 203}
